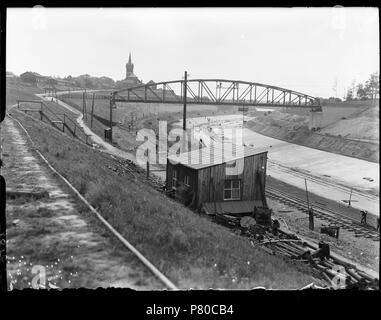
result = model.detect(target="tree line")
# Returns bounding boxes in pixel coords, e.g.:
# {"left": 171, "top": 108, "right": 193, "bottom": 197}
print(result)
{"left": 345, "top": 72, "right": 379, "bottom": 101}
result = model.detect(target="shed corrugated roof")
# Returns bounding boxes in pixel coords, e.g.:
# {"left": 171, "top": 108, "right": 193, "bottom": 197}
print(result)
{"left": 168, "top": 143, "right": 267, "bottom": 170}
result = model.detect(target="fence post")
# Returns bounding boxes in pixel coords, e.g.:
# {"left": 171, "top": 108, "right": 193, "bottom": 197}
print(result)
{"left": 40, "top": 104, "right": 43, "bottom": 120}
{"left": 91, "top": 93, "right": 95, "bottom": 128}
{"left": 82, "top": 92, "right": 85, "bottom": 119}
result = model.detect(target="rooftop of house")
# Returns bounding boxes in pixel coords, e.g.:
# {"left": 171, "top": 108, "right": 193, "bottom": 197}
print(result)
{"left": 168, "top": 143, "right": 268, "bottom": 170}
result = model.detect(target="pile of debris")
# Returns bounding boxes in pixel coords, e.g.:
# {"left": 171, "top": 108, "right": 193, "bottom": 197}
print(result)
{"left": 210, "top": 207, "right": 379, "bottom": 290}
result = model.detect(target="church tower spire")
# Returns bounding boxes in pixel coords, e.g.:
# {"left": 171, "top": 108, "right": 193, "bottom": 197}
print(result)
{"left": 126, "top": 52, "right": 134, "bottom": 79}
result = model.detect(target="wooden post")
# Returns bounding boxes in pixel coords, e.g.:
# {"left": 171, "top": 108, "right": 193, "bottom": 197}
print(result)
{"left": 146, "top": 160, "right": 150, "bottom": 179}
{"left": 212, "top": 179, "right": 217, "bottom": 214}
{"left": 304, "top": 179, "right": 310, "bottom": 210}
{"left": 182, "top": 71, "right": 188, "bottom": 153}
{"left": 63, "top": 114, "right": 66, "bottom": 132}
{"left": 40, "top": 104, "right": 43, "bottom": 120}
{"left": 348, "top": 188, "right": 352, "bottom": 207}
{"left": 17, "top": 100, "right": 19, "bottom": 109}
{"left": 183, "top": 71, "right": 187, "bottom": 131}
{"left": 91, "top": 93, "right": 95, "bottom": 128}
{"left": 0, "top": 176, "right": 7, "bottom": 291}
{"left": 82, "top": 92, "right": 86, "bottom": 119}
{"left": 109, "top": 93, "right": 114, "bottom": 143}
{"left": 309, "top": 208, "right": 314, "bottom": 231}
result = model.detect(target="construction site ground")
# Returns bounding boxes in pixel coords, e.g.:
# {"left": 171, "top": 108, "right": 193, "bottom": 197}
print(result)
{"left": 267, "top": 176, "right": 379, "bottom": 273}
{"left": 246, "top": 105, "right": 379, "bottom": 163}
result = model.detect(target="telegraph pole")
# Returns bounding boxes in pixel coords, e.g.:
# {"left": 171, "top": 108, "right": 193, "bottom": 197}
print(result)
{"left": 91, "top": 93, "right": 95, "bottom": 129}
{"left": 109, "top": 92, "right": 114, "bottom": 143}
{"left": 304, "top": 179, "right": 310, "bottom": 210}
{"left": 348, "top": 188, "right": 353, "bottom": 207}
{"left": 182, "top": 71, "right": 188, "bottom": 131}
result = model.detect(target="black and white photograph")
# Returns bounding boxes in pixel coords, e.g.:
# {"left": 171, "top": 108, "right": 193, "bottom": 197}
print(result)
{"left": 0, "top": 6, "right": 379, "bottom": 298}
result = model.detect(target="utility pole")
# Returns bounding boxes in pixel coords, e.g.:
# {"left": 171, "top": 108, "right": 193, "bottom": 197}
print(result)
{"left": 304, "top": 179, "right": 310, "bottom": 210}
{"left": 305, "top": 179, "right": 314, "bottom": 230}
{"left": 82, "top": 92, "right": 86, "bottom": 120}
{"left": 348, "top": 188, "right": 353, "bottom": 207}
{"left": 182, "top": 71, "right": 188, "bottom": 154}
{"left": 182, "top": 71, "right": 187, "bottom": 131}
{"left": 109, "top": 92, "right": 114, "bottom": 143}
{"left": 91, "top": 93, "right": 95, "bottom": 129}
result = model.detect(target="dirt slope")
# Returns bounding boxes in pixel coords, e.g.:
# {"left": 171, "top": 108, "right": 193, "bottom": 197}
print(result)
{"left": 247, "top": 107, "right": 379, "bottom": 163}
{"left": 2, "top": 117, "right": 164, "bottom": 289}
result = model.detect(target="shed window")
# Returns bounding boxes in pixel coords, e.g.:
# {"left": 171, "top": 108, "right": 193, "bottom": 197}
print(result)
{"left": 172, "top": 169, "right": 178, "bottom": 188}
{"left": 224, "top": 179, "right": 241, "bottom": 200}
{"left": 184, "top": 175, "right": 190, "bottom": 187}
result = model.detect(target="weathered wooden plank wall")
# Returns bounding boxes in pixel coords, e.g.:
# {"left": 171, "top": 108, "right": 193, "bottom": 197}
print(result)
{"left": 168, "top": 152, "right": 268, "bottom": 209}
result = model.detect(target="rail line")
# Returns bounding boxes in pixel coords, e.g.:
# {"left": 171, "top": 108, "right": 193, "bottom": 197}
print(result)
{"left": 267, "top": 160, "right": 378, "bottom": 203}
{"left": 266, "top": 186, "right": 380, "bottom": 241}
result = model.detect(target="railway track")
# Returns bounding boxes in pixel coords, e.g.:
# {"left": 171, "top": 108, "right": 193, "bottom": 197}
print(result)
{"left": 266, "top": 186, "right": 380, "bottom": 242}
{"left": 7, "top": 113, "right": 178, "bottom": 291}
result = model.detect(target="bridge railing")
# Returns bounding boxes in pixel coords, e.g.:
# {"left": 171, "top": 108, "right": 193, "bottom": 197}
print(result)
{"left": 112, "top": 79, "right": 322, "bottom": 111}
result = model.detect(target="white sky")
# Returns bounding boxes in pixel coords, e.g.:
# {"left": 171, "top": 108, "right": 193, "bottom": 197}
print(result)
{"left": 6, "top": 7, "right": 379, "bottom": 98}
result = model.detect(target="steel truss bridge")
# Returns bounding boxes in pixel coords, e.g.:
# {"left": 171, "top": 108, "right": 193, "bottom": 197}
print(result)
{"left": 112, "top": 79, "right": 322, "bottom": 112}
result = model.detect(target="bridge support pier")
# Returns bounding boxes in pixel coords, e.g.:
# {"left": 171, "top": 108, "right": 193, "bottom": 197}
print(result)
{"left": 309, "top": 111, "right": 323, "bottom": 131}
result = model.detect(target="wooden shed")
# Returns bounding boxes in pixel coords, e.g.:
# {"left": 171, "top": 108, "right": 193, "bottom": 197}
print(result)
{"left": 166, "top": 144, "right": 268, "bottom": 215}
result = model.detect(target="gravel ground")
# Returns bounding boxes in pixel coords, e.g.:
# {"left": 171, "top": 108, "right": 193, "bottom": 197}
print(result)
{"left": 267, "top": 177, "right": 379, "bottom": 273}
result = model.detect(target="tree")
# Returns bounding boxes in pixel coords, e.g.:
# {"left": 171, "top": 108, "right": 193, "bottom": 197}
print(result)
{"left": 364, "top": 72, "right": 379, "bottom": 100}
{"left": 345, "top": 80, "right": 357, "bottom": 101}
{"left": 345, "top": 88, "right": 354, "bottom": 101}
{"left": 356, "top": 83, "right": 368, "bottom": 100}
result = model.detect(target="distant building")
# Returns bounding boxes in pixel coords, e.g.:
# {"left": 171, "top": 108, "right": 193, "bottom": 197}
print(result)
{"left": 6, "top": 71, "right": 17, "bottom": 78}
{"left": 119, "top": 53, "right": 143, "bottom": 88}
{"left": 146, "top": 80, "right": 157, "bottom": 90}
{"left": 55, "top": 79, "right": 76, "bottom": 87}
{"left": 20, "top": 71, "right": 46, "bottom": 84}
{"left": 20, "top": 71, "right": 75, "bottom": 87}
{"left": 166, "top": 144, "right": 268, "bottom": 214}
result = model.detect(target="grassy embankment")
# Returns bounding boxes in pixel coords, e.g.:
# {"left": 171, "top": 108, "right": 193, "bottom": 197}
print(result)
{"left": 6, "top": 80, "right": 92, "bottom": 144}
{"left": 61, "top": 96, "right": 238, "bottom": 153}
{"left": 8, "top": 105, "right": 319, "bottom": 289}
{"left": 6, "top": 80, "right": 44, "bottom": 107}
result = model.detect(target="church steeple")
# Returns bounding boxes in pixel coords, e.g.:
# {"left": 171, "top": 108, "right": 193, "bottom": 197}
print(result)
{"left": 126, "top": 52, "right": 134, "bottom": 79}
